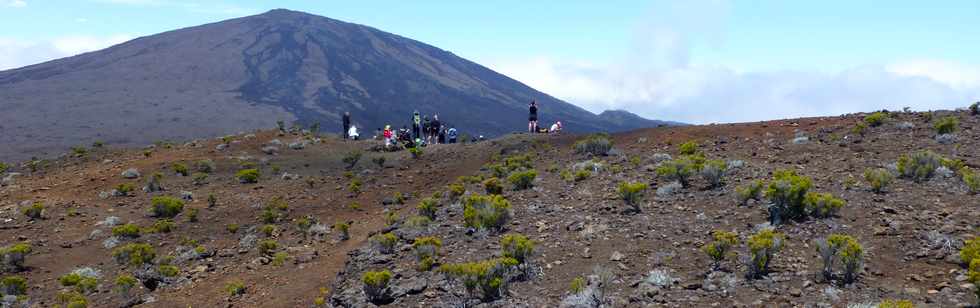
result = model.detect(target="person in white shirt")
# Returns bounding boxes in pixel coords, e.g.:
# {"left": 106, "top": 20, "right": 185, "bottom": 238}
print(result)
{"left": 549, "top": 121, "right": 563, "bottom": 134}
{"left": 348, "top": 125, "right": 359, "bottom": 141}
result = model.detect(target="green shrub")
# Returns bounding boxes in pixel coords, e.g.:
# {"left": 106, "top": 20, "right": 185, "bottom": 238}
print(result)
{"left": 804, "top": 192, "right": 845, "bottom": 218}
{"left": 463, "top": 194, "right": 511, "bottom": 231}
{"left": 413, "top": 237, "right": 442, "bottom": 271}
{"left": 226, "top": 280, "right": 246, "bottom": 296}
{"left": 271, "top": 252, "right": 288, "bottom": 266}
{"left": 59, "top": 272, "right": 97, "bottom": 294}
{"left": 348, "top": 178, "right": 362, "bottom": 195}
{"left": 417, "top": 198, "right": 439, "bottom": 219}
{"left": 863, "top": 112, "right": 887, "bottom": 127}
{"left": 574, "top": 134, "right": 612, "bottom": 156}
{"left": 656, "top": 156, "right": 699, "bottom": 187}
{"left": 158, "top": 264, "right": 180, "bottom": 277}
{"left": 678, "top": 141, "right": 699, "bottom": 155}
{"left": 392, "top": 191, "right": 406, "bottom": 205}
{"left": 852, "top": 122, "right": 868, "bottom": 136}
{"left": 384, "top": 211, "right": 399, "bottom": 227}
{"left": 617, "top": 181, "right": 648, "bottom": 212}
{"left": 573, "top": 169, "right": 591, "bottom": 182}
{"left": 702, "top": 230, "right": 738, "bottom": 269}
{"left": 112, "top": 243, "right": 156, "bottom": 266}
{"left": 746, "top": 229, "right": 783, "bottom": 279}
{"left": 194, "top": 159, "right": 215, "bottom": 173}
{"left": 816, "top": 234, "right": 864, "bottom": 284}
{"left": 21, "top": 202, "right": 44, "bottom": 220}
{"left": 962, "top": 168, "right": 979, "bottom": 194}
{"left": 483, "top": 177, "right": 503, "bottom": 195}
{"left": 736, "top": 180, "right": 764, "bottom": 205}
{"left": 333, "top": 222, "right": 350, "bottom": 241}
{"left": 897, "top": 151, "right": 942, "bottom": 182}
{"left": 1, "top": 275, "right": 26, "bottom": 296}
{"left": 236, "top": 169, "right": 260, "bottom": 183}
{"left": 371, "top": 233, "right": 398, "bottom": 254}
{"left": 343, "top": 151, "right": 362, "bottom": 169}
{"left": 149, "top": 196, "right": 184, "bottom": 218}
{"left": 569, "top": 276, "right": 586, "bottom": 294}
{"left": 448, "top": 183, "right": 466, "bottom": 201}
{"left": 864, "top": 168, "right": 893, "bottom": 193}
{"left": 501, "top": 233, "right": 534, "bottom": 276}
{"left": 361, "top": 270, "right": 393, "bottom": 303}
{"left": 962, "top": 237, "right": 980, "bottom": 264}
{"left": 0, "top": 162, "right": 8, "bottom": 174}
{"left": 115, "top": 183, "right": 135, "bottom": 196}
{"left": 934, "top": 116, "right": 958, "bottom": 134}
{"left": 439, "top": 258, "right": 518, "bottom": 301}
{"left": 507, "top": 169, "right": 537, "bottom": 190}
{"left": 258, "top": 240, "right": 278, "bottom": 256}
{"left": 71, "top": 146, "right": 88, "bottom": 158}
{"left": 969, "top": 258, "right": 980, "bottom": 300}
{"left": 114, "top": 274, "right": 137, "bottom": 294}
{"left": 765, "top": 170, "right": 813, "bottom": 224}
{"left": 405, "top": 215, "right": 433, "bottom": 229}
{"left": 172, "top": 163, "right": 189, "bottom": 176}
{"left": 112, "top": 224, "right": 141, "bottom": 238}
{"left": 57, "top": 291, "right": 89, "bottom": 308}
{"left": 0, "top": 243, "right": 31, "bottom": 272}
{"left": 226, "top": 223, "right": 239, "bottom": 234}
{"left": 192, "top": 172, "right": 209, "bottom": 185}
{"left": 700, "top": 159, "right": 728, "bottom": 188}
{"left": 409, "top": 146, "right": 422, "bottom": 159}
{"left": 260, "top": 224, "right": 276, "bottom": 237}
{"left": 878, "top": 299, "right": 915, "bottom": 308}
{"left": 186, "top": 207, "right": 199, "bottom": 222}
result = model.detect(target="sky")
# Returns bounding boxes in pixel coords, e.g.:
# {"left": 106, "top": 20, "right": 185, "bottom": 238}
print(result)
{"left": 2, "top": 0, "right": 979, "bottom": 124}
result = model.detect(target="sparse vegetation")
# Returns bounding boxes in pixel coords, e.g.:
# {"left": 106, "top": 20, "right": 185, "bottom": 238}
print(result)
{"left": 678, "top": 141, "right": 699, "bottom": 155}
{"left": 702, "top": 230, "right": 738, "bottom": 269}
{"left": 897, "top": 150, "right": 942, "bottom": 182}
{"left": 574, "top": 134, "right": 612, "bottom": 156}
{"left": 194, "top": 159, "right": 215, "bottom": 173}
{"left": 699, "top": 159, "right": 728, "bottom": 188}
{"left": 617, "top": 181, "right": 648, "bottom": 213}
{"left": 349, "top": 178, "right": 362, "bottom": 195}
{"left": 746, "top": 229, "right": 783, "bottom": 279}
{"left": 736, "top": 180, "right": 764, "bottom": 205}
{"left": 765, "top": 170, "right": 813, "bottom": 224}
{"left": 343, "top": 150, "right": 362, "bottom": 169}
{"left": 60, "top": 272, "right": 98, "bottom": 294}
{"left": 114, "top": 274, "right": 137, "bottom": 295}
{"left": 112, "top": 243, "right": 156, "bottom": 266}
{"left": 408, "top": 146, "right": 422, "bottom": 159}
{"left": 21, "top": 201, "right": 44, "bottom": 220}
{"left": 962, "top": 168, "right": 979, "bottom": 194}
{"left": 463, "top": 194, "right": 511, "bottom": 232}
{"left": 804, "top": 192, "right": 846, "bottom": 218}
{"left": 864, "top": 112, "right": 887, "bottom": 127}
{"left": 447, "top": 182, "right": 465, "bottom": 201}
{"left": 933, "top": 116, "right": 958, "bottom": 134}
{"left": 226, "top": 280, "right": 246, "bottom": 297}
{"left": 656, "top": 156, "right": 700, "bottom": 187}
{"left": 501, "top": 233, "right": 534, "bottom": 277}
{"left": 192, "top": 172, "right": 208, "bottom": 185}
{"left": 258, "top": 239, "right": 278, "bottom": 256}
{"left": 172, "top": 162, "right": 189, "bottom": 176}
{"left": 149, "top": 196, "right": 184, "bottom": 218}
{"left": 226, "top": 223, "right": 239, "bottom": 234}
{"left": 362, "top": 270, "right": 393, "bottom": 304}
{"left": 236, "top": 168, "right": 260, "bottom": 183}
{"left": 417, "top": 197, "right": 438, "bottom": 219}
{"left": 115, "top": 183, "right": 135, "bottom": 196}
{"left": 1, "top": 275, "right": 26, "bottom": 296}
{"left": 864, "top": 168, "right": 894, "bottom": 193}
{"left": 334, "top": 222, "right": 350, "bottom": 241}
{"left": 878, "top": 299, "right": 915, "bottom": 308}
{"left": 507, "top": 169, "right": 537, "bottom": 190}
{"left": 158, "top": 264, "right": 180, "bottom": 277}
{"left": 816, "top": 234, "right": 864, "bottom": 284}
{"left": 573, "top": 169, "right": 591, "bottom": 182}
{"left": 0, "top": 162, "right": 8, "bottom": 174}
{"left": 483, "top": 177, "right": 503, "bottom": 195}
{"left": 962, "top": 237, "right": 980, "bottom": 264}
{"left": 439, "top": 258, "right": 518, "bottom": 302}
{"left": 852, "top": 122, "right": 868, "bottom": 136}
{"left": 112, "top": 223, "right": 141, "bottom": 238}
{"left": 413, "top": 236, "right": 442, "bottom": 271}
{"left": 0, "top": 243, "right": 31, "bottom": 272}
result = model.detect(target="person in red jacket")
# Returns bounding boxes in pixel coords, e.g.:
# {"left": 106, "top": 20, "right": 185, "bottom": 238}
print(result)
{"left": 383, "top": 125, "right": 394, "bottom": 150}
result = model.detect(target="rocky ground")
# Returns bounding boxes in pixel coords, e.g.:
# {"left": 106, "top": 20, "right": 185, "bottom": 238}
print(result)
{"left": 1, "top": 109, "right": 978, "bottom": 308}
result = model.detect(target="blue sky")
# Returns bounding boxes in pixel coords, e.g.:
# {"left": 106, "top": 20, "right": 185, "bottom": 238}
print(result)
{"left": 2, "top": 0, "right": 979, "bottom": 123}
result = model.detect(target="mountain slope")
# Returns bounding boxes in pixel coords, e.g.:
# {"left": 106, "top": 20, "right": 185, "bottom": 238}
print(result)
{"left": 0, "top": 9, "right": 668, "bottom": 161}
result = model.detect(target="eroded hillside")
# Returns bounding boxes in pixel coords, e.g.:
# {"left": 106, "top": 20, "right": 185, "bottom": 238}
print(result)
{"left": 0, "top": 108, "right": 979, "bottom": 308}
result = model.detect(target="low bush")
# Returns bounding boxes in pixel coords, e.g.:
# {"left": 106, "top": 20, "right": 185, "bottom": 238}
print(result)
{"left": 194, "top": 159, "right": 215, "bottom": 173}
{"left": 765, "top": 170, "right": 812, "bottom": 224}
{"left": 362, "top": 270, "right": 393, "bottom": 304}
{"left": 463, "top": 194, "right": 511, "bottom": 232}
{"left": 678, "top": 141, "right": 699, "bottom": 155}
{"left": 371, "top": 232, "right": 398, "bottom": 254}
{"left": 573, "top": 169, "right": 591, "bottom": 182}
{"left": 417, "top": 198, "right": 438, "bottom": 219}
{"left": 736, "top": 180, "right": 764, "bottom": 205}
{"left": 226, "top": 280, "right": 246, "bottom": 297}
{"left": 21, "top": 202, "right": 44, "bottom": 220}
{"left": 934, "top": 116, "right": 958, "bottom": 134}
{"left": 501, "top": 233, "right": 534, "bottom": 277}
{"left": 0, "top": 243, "right": 31, "bottom": 272}
{"left": 272, "top": 252, "right": 289, "bottom": 266}
{"left": 57, "top": 272, "right": 97, "bottom": 294}
{"left": 969, "top": 258, "right": 980, "bottom": 300}
{"left": 439, "top": 258, "right": 518, "bottom": 302}
{"left": 260, "top": 224, "right": 276, "bottom": 237}
{"left": 343, "top": 151, "right": 362, "bottom": 170}
{"left": 700, "top": 159, "right": 728, "bottom": 188}
{"left": 192, "top": 173, "right": 208, "bottom": 185}
{"left": 186, "top": 207, "right": 199, "bottom": 222}
{"left": 413, "top": 237, "right": 442, "bottom": 271}
{"left": 483, "top": 177, "right": 503, "bottom": 195}
{"left": 804, "top": 192, "right": 846, "bottom": 218}
{"left": 112, "top": 243, "right": 156, "bottom": 266}
{"left": 863, "top": 168, "right": 893, "bottom": 193}
{"left": 962, "top": 168, "right": 979, "bottom": 194}
{"left": 158, "top": 264, "right": 180, "bottom": 277}
{"left": 878, "top": 299, "right": 915, "bottom": 308}
{"left": 507, "top": 169, "right": 537, "bottom": 190}
{"left": 258, "top": 240, "right": 278, "bottom": 256}
{"left": 1, "top": 275, "right": 26, "bottom": 296}
{"left": 114, "top": 274, "right": 137, "bottom": 295}
{"left": 569, "top": 276, "right": 586, "bottom": 294}
{"left": 115, "top": 183, "right": 135, "bottom": 196}
{"left": 746, "top": 229, "right": 783, "bottom": 279}
{"left": 226, "top": 223, "right": 239, "bottom": 234}
{"left": 0, "top": 162, "right": 8, "bottom": 174}
{"left": 149, "top": 196, "right": 184, "bottom": 218}
{"left": 348, "top": 178, "right": 362, "bottom": 195}
{"left": 897, "top": 151, "right": 942, "bottom": 182}
{"left": 408, "top": 146, "right": 422, "bottom": 159}
{"left": 333, "top": 222, "right": 350, "bottom": 241}
{"left": 702, "top": 230, "right": 738, "bottom": 269}
{"left": 172, "top": 163, "right": 189, "bottom": 176}
{"left": 816, "top": 234, "right": 864, "bottom": 284}
{"left": 863, "top": 112, "right": 887, "bottom": 127}
{"left": 962, "top": 237, "right": 980, "bottom": 264}
{"left": 852, "top": 122, "right": 868, "bottom": 136}
{"left": 574, "top": 134, "right": 612, "bottom": 156}
{"left": 447, "top": 182, "right": 465, "bottom": 201}
{"left": 112, "top": 224, "right": 141, "bottom": 238}
{"left": 617, "top": 181, "right": 648, "bottom": 213}
{"left": 656, "top": 156, "right": 700, "bottom": 187}
{"left": 236, "top": 169, "right": 260, "bottom": 184}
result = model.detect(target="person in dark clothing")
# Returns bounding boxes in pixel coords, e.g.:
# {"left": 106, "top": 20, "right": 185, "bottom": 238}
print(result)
{"left": 342, "top": 112, "right": 351, "bottom": 139}
{"left": 412, "top": 111, "right": 422, "bottom": 140}
{"left": 422, "top": 116, "right": 432, "bottom": 144}
{"left": 438, "top": 126, "right": 446, "bottom": 144}
{"left": 528, "top": 100, "right": 538, "bottom": 133}
{"left": 431, "top": 115, "right": 442, "bottom": 144}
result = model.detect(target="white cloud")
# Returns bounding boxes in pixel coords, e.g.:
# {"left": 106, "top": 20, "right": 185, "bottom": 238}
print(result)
{"left": 0, "top": 35, "right": 133, "bottom": 70}
{"left": 93, "top": 0, "right": 255, "bottom": 15}
{"left": 4, "top": 0, "right": 27, "bottom": 8}
{"left": 483, "top": 0, "right": 980, "bottom": 124}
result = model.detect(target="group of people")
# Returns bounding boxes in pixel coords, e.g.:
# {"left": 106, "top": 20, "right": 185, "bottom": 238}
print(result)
{"left": 338, "top": 100, "right": 561, "bottom": 151}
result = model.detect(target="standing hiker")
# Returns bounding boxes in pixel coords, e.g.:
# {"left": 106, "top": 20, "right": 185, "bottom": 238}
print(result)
{"left": 422, "top": 116, "right": 432, "bottom": 145}
{"left": 447, "top": 126, "right": 458, "bottom": 144}
{"left": 383, "top": 125, "right": 393, "bottom": 149}
{"left": 342, "top": 112, "right": 351, "bottom": 139}
{"left": 412, "top": 111, "right": 422, "bottom": 140}
{"left": 431, "top": 115, "right": 442, "bottom": 144}
{"left": 528, "top": 100, "right": 539, "bottom": 133}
